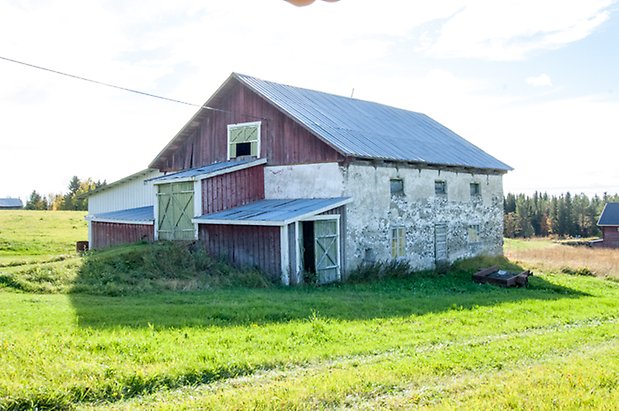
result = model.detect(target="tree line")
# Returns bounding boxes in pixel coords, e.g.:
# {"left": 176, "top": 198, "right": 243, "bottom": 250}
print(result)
{"left": 25, "top": 176, "right": 106, "bottom": 211}
{"left": 504, "top": 192, "right": 619, "bottom": 238}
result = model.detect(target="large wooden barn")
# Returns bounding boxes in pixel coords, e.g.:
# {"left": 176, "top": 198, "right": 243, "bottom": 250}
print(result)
{"left": 86, "top": 73, "right": 511, "bottom": 284}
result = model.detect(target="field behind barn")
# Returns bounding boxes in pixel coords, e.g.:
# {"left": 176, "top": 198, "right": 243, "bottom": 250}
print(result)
{"left": 1, "top": 211, "right": 618, "bottom": 410}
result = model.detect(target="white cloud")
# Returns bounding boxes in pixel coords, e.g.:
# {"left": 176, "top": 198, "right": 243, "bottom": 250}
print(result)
{"left": 424, "top": 0, "right": 614, "bottom": 60}
{"left": 526, "top": 74, "right": 553, "bottom": 87}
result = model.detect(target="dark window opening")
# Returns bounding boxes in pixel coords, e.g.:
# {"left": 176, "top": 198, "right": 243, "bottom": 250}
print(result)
{"left": 435, "top": 180, "right": 447, "bottom": 195}
{"left": 390, "top": 178, "right": 404, "bottom": 195}
{"left": 235, "top": 142, "right": 252, "bottom": 157}
{"left": 470, "top": 183, "right": 481, "bottom": 196}
{"left": 302, "top": 221, "right": 316, "bottom": 274}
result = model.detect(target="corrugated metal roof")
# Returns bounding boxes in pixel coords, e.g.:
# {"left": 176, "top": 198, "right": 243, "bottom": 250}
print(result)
{"left": 235, "top": 73, "right": 511, "bottom": 171}
{"left": 598, "top": 203, "right": 619, "bottom": 226}
{"left": 194, "top": 197, "right": 351, "bottom": 226}
{"left": 89, "top": 206, "right": 154, "bottom": 224}
{"left": 148, "top": 158, "right": 266, "bottom": 184}
{"left": 0, "top": 198, "right": 23, "bottom": 208}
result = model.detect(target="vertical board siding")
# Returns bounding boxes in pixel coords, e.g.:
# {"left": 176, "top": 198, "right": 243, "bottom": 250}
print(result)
{"left": 200, "top": 224, "right": 280, "bottom": 281}
{"left": 202, "top": 165, "right": 265, "bottom": 214}
{"left": 91, "top": 222, "right": 153, "bottom": 249}
{"left": 156, "top": 81, "right": 342, "bottom": 171}
{"left": 602, "top": 226, "right": 619, "bottom": 248}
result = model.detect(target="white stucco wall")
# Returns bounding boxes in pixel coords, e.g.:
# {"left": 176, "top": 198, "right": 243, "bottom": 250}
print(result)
{"left": 264, "top": 162, "right": 344, "bottom": 199}
{"left": 341, "top": 162, "right": 504, "bottom": 272}
{"left": 88, "top": 169, "right": 163, "bottom": 215}
{"left": 264, "top": 161, "right": 505, "bottom": 273}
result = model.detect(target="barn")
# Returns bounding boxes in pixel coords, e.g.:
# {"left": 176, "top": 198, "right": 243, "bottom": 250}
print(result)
{"left": 594, "top": 203, "right": 619, "bottom": 248}
{"left": 86, "top": 73, "right": 511, "bottom": 284}
{"left": 0, "top": 198, "right": 23, "bottom": 210}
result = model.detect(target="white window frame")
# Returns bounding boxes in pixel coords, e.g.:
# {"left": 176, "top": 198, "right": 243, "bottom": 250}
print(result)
{"left": 391, "top": 226, "right": 406, "bottom": 259}
{"left": 468, "top": 224, "right": 480, "bottom": 243}
{"left": 227, "top": 121, "right": 261, "bottom": 160}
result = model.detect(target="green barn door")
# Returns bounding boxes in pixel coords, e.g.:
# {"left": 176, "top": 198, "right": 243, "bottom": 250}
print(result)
{"left": 314, "top": 219, "right": 339, "bottom": 284}
{"left": 157, "top": 182, "right": 195, "bottom": 240}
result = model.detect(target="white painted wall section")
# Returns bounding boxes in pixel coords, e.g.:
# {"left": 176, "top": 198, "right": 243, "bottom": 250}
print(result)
{"left": 264, "top": 162, "right": 344, "bottom": 199}
{"left": 88, "top": 169, "right": 163, "bottom": 215}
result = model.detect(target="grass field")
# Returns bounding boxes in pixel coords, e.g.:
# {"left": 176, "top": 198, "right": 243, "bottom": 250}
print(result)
{"left": 1, "top": 211, "right": 618, "bottom": 410}
{"left": 505, "top": 237, "right": 619, "bottom": 280}
{"left": 0, "top": 210, "right": 87, "bottom": 265}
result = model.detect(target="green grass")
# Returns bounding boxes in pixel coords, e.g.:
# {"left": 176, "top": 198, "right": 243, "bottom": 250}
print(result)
{"left": 1, "top": 270, "right": 618, "bottom": 410}
{"left": 1, "top": 213, "right": 618, "bottom": 409}
{"left": 0, "top": 210, "right": 87, "bottom": 266}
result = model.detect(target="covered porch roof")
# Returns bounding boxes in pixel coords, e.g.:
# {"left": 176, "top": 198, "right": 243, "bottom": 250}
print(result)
{"left": 86, "top": 206, "right": 154, "bottom": 225}
{"left": 193, "top": 197, "right": 351, "bottom": 226}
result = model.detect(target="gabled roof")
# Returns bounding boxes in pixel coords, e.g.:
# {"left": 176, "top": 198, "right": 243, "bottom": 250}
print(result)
{"left": 0, "top": 198, "right": 23, "bottom": 208}
{"left": 151, "top": 73, "right": 511, "bottom": 172}
{"left": 193, "top": 197, "right": 352, "bottom": 226}
{"left": 598, "top": 203, "right": 619, "bottom": 226}
{"left": 147, "top": 158, "right": 266, "bottom": 184}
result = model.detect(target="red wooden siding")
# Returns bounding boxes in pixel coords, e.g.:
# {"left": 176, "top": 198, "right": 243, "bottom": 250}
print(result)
{"left": 199, "top": 224, "right": 281, "bottom": 280}
{"left": 91, "top": 222, "right": 153, "bottom": 249}
{"left": 202, "top": 165, "right": 265, "bottom": 215}
{"left": 601, "top": 226, "right": 619, "bottom": 248}
{"left": 155, "top": 80, "right": 343, "bottom": 171}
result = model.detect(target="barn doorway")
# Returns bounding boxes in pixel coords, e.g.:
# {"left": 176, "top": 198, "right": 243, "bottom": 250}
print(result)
{"left": 299, "top": 218, "right": 340, "bottom": 284}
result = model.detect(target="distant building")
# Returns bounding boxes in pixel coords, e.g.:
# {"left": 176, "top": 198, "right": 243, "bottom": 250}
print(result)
{"left": 594, "top": 203, "right": 619, "bottom": 248}
{"left": 0, "top": 198, "right": 23, "bottom": 210}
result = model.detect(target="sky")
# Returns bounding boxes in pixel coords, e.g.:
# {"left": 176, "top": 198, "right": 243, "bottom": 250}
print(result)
{"left": 1, "top": 0, "right": 618, "bottom": 203}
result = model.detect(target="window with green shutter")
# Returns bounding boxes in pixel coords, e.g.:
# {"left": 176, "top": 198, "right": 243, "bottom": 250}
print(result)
{"left": 227, "top": 122, "right": 260, "bottom": 160}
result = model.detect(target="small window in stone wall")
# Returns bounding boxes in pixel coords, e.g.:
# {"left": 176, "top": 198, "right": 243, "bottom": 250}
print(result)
{"left": 391, "top": 227, "right": 406, "bottom": 258}
{"left": 468, "top": 224, "right": 480, "bottom": 243}
{"left": 390, "top": 178, "right": 404, "bottom": 195}
{"left": 435, "top": 180, "right": 447, "bottom": 195}
{"left": 470, "top": 182, "right": 481, "bottom": 197}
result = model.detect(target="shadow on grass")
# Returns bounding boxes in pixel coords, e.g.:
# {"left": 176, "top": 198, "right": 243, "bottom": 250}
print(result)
{"left": 70, "top": 257, "right": 589, "bottom": 329}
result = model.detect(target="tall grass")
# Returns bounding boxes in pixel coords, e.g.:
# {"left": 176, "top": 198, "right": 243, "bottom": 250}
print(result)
{"left": 505, "top": 238, "right": 619, "bottom": 280}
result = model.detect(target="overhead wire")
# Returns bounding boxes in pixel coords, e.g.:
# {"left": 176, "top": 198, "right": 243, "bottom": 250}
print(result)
{"left": 0, "top": 55, "right": 227, "bottom": 114}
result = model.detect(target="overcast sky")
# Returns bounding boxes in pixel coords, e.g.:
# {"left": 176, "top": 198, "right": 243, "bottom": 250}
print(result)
{"left": 1, "top": 0, "right": 618, "bottom": 202}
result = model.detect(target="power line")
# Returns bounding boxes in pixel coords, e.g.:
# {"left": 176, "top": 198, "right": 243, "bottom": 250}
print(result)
{"left": 0, "top": 55, "right": 227, "bottom": 113}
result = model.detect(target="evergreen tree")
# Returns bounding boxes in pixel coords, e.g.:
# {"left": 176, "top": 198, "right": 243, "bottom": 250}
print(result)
{"left": 25, "top": 190, "right": 48, "bottom": 210}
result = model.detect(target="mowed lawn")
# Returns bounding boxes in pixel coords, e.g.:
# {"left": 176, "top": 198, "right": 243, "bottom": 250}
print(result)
{"left": 0, "top": 212, "right": 618, "bottom": 409}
